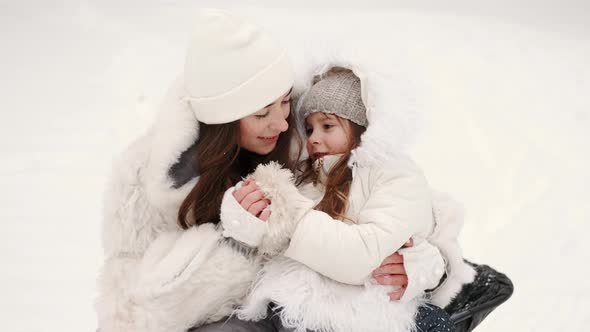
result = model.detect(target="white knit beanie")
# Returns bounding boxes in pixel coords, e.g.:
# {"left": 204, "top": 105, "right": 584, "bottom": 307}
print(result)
{"left": 184, "top": 9, "right": 294, "bottom": 124}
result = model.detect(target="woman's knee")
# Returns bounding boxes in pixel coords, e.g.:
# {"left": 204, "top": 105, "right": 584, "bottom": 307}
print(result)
{"left": 415, "top": 304, "right": 454, "bottom": 332}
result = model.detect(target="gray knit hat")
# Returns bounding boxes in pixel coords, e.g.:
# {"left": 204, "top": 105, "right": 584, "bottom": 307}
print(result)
{"left": 301, "top": 70, "right": 368, "bottom": 127}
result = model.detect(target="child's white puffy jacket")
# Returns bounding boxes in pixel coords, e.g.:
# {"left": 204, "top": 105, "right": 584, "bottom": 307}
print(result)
{"left": 219, "top": 153, "right": 445, "bottom": 332}
{"left": 291, "top": 154, "right": 444, "bottom": 294}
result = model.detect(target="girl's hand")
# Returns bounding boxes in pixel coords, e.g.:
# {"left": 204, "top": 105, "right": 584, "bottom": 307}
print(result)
{"left": 372, "top": 239, "right": 414, "bottom": 300}
{"left": 233, "top": 179, "right": 271, "bottom": 221}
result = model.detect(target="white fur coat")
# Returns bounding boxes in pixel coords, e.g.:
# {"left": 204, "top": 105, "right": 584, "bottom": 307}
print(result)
{"left": 94, "top": 78, "right": 265, "bottom": 332}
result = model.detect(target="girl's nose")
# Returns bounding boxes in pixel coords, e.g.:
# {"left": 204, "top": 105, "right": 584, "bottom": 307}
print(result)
{"left": 308, "top": 131, "right": 320, "bottom": 145}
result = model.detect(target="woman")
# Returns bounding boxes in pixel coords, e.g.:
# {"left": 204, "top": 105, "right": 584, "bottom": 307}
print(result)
{"left": 95, "top": 9, "right": 468, "bottom": 332}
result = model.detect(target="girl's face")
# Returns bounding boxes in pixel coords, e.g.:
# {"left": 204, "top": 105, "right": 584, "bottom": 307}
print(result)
{"left": 239, "top": 89, "right": 292, "bottom": 155}
{"left": 305, "top": 112, "right": 351, "bottom": 160}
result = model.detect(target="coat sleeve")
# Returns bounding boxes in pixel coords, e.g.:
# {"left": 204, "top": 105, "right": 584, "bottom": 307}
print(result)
{"left": 283, "top": 159, "right": 435, "bottom": 285}
{"left": 398, "top": 240, "right": 445, "bottom": 301}
{"left": 95, "top": 137, "right": 259, "bottom": 332}
{"left": 426, "top": 190, "right": 476, "bottom": 307}
{"left": 219, "top": 182, "right": 268, "bottom": 247}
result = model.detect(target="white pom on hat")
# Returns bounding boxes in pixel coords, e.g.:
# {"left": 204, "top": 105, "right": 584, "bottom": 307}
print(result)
{"left": 184, "top": 9, "right": 294, "bottom": 124}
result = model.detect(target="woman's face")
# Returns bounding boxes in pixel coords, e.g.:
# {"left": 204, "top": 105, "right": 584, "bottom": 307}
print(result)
{"left": 239, "top": 89, "right": 292, "bottom": 155}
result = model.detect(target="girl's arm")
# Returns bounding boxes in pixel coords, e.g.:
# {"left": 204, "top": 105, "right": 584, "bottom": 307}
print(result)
{"left": 426, "top": 190, "right": 477, "bottom": 307}
{"left": 284, "top": 159, "right": 436, "bottom": 286}
{"left": 373, "top": 241, "right": 446, "bottom": 301}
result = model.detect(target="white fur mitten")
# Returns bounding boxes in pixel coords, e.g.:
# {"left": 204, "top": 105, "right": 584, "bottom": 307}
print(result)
{"left": 250, "top": 162, "right": 315, "bottom": 256}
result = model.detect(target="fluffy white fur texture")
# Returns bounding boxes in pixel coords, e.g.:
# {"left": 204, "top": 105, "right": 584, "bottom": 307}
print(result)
{"left": 428, "top": 191, "right": 477, "bottom": 307}
{"left": 237, "top": 256, "right": 423, "bottom": 332}
{"left": 128, "top": 225, "right": 261, "bottom": 332}
{"left": 248, "top": 162, "right": 315, "bottom": 256}
{"left": 145, "top": 76, "right": 199, "bottom": 213}
{"left": 98, "top": 219, "right": 261, "bottom": 332}
{"left": 100, "top": 132, "right": 178, "bottom": 258}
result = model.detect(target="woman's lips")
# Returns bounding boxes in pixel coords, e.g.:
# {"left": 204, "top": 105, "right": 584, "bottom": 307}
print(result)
{"left": 258, "top": 135, "right": 279, "bottom": 144}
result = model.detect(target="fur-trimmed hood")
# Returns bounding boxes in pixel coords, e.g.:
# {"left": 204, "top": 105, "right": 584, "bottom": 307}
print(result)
{"left": 290, "top": 48, "right": 428, "bottom": 167}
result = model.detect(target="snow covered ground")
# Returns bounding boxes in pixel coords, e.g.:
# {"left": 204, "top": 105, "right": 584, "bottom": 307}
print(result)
{"left": 1, "top": 1, "right": 588, "bottom": 331}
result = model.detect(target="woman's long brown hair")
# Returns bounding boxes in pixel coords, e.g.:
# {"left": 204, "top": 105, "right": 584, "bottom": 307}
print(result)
{"left": 177, "top": 113, "right": 302, "bottom": 229}
{"left": 298, "top": 117, "right": 366, "bottom": 222}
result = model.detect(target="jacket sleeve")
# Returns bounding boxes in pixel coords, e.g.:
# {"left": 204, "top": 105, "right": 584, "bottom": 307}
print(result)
{"left": 283, "top": 159, "right": 434, "bottom": 285}
{"left": 219, "top": 182, "right": 268, "bottom": 247}
{"left": 95, "top": 138, "right": 259, "bottom": 332}
{"left": 426, "top": 190, "right": 476, "bottom": 307}
{"left": 398, "top": 240, "right": 445, "bottom": 301}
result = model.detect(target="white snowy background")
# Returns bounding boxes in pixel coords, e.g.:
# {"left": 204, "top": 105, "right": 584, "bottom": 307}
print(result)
{"left": 1, "top": 0, "right": 589, "bottom": 331}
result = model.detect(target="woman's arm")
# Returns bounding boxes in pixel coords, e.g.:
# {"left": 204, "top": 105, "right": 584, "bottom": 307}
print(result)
{"left": 372, "top": 239, "right": 446, "bottom": 301}
{"left": 372, "top": 242, "right": 411, "bottom": 300}
{"left": 396, "top": 240, "right": 446, "bottom": 300}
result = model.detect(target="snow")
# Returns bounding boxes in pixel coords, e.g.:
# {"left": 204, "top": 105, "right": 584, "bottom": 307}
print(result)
{"left": 1, "top": 1, "right": 588, "bottom": 331}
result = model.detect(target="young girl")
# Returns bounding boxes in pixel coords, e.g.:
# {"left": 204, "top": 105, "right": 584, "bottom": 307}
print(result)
{"left": 221, "top": 68, "right": 463, "bottom": 332}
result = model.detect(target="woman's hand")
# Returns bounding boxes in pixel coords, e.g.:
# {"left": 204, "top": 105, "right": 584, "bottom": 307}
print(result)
{"left": 233, "top": 179, "right": 271, "bottom": 221}
{"left": 372, "top": 239, "right": 414, "bottom": 300}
